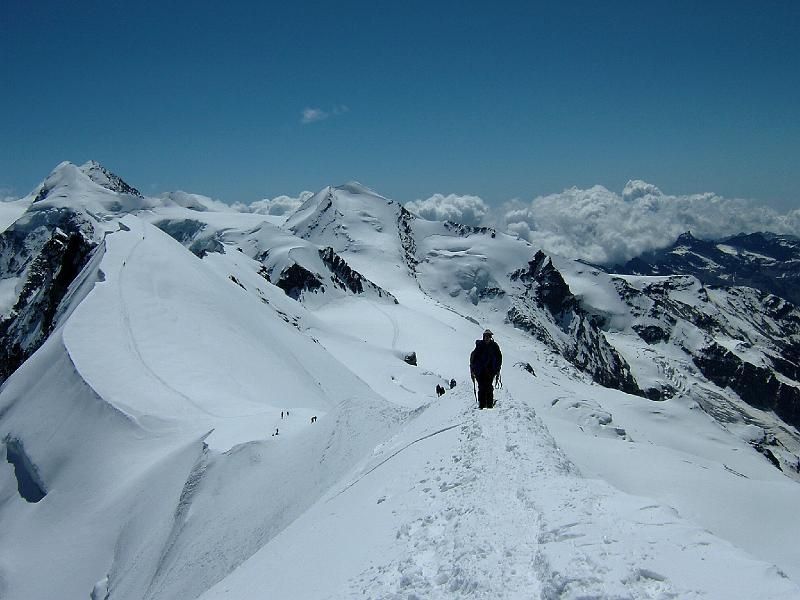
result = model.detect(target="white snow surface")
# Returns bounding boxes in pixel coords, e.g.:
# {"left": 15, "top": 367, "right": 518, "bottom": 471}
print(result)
{"left": 1, "top": 169, "right": 800, "bottom": 599}
{"left": 0, "top": 197, "right": 31, "bottom": 233}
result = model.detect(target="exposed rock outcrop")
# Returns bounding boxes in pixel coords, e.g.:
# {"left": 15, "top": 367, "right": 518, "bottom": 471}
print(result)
{"left": 509, "top": 251, "right": 642, "bottom": 396}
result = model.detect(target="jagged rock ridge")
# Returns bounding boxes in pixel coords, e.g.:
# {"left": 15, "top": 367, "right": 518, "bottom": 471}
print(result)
{"left": 508, "top": 251, "right": 641, "bottom": 396}
{"left": 615, "top": 231, "right": 800, "bottom": 305}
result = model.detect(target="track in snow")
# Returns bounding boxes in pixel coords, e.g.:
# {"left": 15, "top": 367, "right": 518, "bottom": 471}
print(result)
{"left": 338, "top": 383, "right": 796, "bottom": 599}
{"left": 345, "top": 388, "right": 547, "bottom": 598}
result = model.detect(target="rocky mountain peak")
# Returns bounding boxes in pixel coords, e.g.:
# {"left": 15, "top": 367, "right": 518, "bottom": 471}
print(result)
{"left": 30, "top": 160, "right": 142, "bottom": 206}
{"left": 79, "top": 160, "right": 143, "bottom": 198}
{"left": 675, "top": 230, "right": 698, "bottom": 245}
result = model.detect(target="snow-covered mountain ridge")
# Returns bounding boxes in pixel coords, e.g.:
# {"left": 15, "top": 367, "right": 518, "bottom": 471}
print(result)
{"left": 1, "top": 162, "right": 800, "bottom": 599}
{"left": 614, "top": 230, "right": 800, "bottom": 306}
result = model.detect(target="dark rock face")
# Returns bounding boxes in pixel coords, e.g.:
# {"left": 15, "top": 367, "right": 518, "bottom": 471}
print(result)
{"left": 442, "top": 221, "right": 496, "bottom": 238}
{"left": 0, "top": 164, "right": 140, "bottom": 383}
{"left": 4, "top": 437, "right": 47, "bottom": 502}
{"left": 607, "top": 263, "right": 800, "bottom": 433}
{"left": 511, "top": 251, "right": 578, "bottom": 317}
{"left": 154, "top": 219, "right": 224, "bottom": 258}
{"left": 614, "top": 231, "right": 800, "bottom": 306}
{"left": 694, "top": 342, "right": 800, "bottom": 430}
{"left": 318, "top": 247, "right": 396, "bottom": 303}
{"left": 276, "top": 263, "right": 324, "bottom": 300}
{"left": 274, "top": 249, "right": 397, "bottom": 304}
{"left": 81, "top": 161, "right": 143, "bottom": 198}
{"left": 632, "top": 324, "right": 671, "bottom": 344}
{"left": 189, "top": 236, "right": 224, "bottom": 258}
{"left": 477, "top": 287, "right": 505, "bottom": 300}
{"left": 509, "top": 251, "right": 642, "bottom": 396}
{"left": 320, "top": 247, "right": 364, "bottom": 294}
{"left": 403, "top": 352, "right": 417, "bottom": 366}
{"left": 566, "top": 317, "right": 640, "bottom": 395}
{"left": 0, "top": 227, "right": 96, "bottom": 381}
{"left": 397, "top": 206, "right": 419, "bottom": 273}
{"left": 155, "top": 219, "right": 207, "bottom": 245}
{"left": 1, "top": 209, "right": 93, "bottom": 274}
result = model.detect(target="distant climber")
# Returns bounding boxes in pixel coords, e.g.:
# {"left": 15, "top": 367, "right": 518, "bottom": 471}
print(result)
{"left": 311, "top": 416, "right": 317, "bottom": 423}
{"left": 281, "top": 411, "right": 284, "bottom": 419}
{"left": 470, "top": 329, "right": 502, "bottom": 409}
{"left": 449, "top": 379, "right": 456, "bottom": 389}
{"left": 436, "top": 384, "right": 446, "bottom": 397}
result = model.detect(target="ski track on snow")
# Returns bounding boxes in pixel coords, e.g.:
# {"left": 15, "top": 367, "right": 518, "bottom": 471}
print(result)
{"left": 116, "top": 230, "right": 234, "bottom": 420}
{"left": 115, "top": 227, "right": 275, "bottom": 423}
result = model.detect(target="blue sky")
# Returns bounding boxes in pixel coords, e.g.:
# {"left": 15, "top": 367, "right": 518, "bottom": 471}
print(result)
{"left": 1, "top": 1, "right": 798, "bottom": 210}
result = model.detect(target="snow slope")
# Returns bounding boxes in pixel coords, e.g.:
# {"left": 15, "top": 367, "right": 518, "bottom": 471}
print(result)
{"left": 200, "top": 386, "right": 800, "bottom": 599}
{"left": 62, "top": 215, "right": 371, "bottom": 450}
{"left": 0, "top": 197, "right": 31, "bottom": 233}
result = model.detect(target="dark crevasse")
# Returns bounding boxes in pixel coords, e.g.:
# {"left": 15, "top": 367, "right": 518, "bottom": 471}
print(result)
{"left": 4, "top": 437, "right": 47, "bottom": 502}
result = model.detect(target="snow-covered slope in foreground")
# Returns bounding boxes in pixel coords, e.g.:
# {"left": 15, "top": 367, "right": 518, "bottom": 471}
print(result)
{"left": 1, "top": 166, "right": 799, "bottom": 599}
{"left": 199, "top": 385, "right": 800, "bottom": 599}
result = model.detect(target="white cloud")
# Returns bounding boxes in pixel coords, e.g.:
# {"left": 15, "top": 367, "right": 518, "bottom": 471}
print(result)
{"left": 0, "top": 186, "right": 16, "bottom": 202}
{"left": 622, "top": 180, "right": 663, "bottom": 201}
{"left": 497, "top": 182, "right": 800, "bottom": 265}
{"left": 0, "top": 187, "right": 20, "bottom": 207}
{"left": 235, "top": 192, "right": 314, "bottom": 216}
{"left": 301, "top": 108, "right": 329, "bottom": 124}
{"left": 159, "top": 191, "right": 234, "bottom": 213}
{"left": 301, "top": 105, "right": 349, "bottom": 124}
{"left": 405, "top": 193, "right": 489, "bottom": 227}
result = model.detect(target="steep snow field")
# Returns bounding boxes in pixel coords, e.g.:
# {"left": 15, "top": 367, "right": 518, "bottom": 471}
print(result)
{"left": 1, "top": 167, "right": 800, "bottom": 599}
{"left": 0, "top": 197, "right": 31, "bottom": 233}
{"left": 63, "top": 216, "right": 375, "bottom": 450}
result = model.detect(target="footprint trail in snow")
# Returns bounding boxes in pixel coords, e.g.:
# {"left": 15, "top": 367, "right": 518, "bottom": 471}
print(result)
{"left": 344, "top": 386, "right": 798, "bottom": 599}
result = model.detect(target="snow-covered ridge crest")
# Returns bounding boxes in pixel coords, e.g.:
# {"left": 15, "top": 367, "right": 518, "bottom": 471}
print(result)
{"left": 145, "top": 206, "right": 397, "bottom": 307}
{"left": 27, "top": 160, "right": 152, "bottom": 215}
{"left": 335, "top": 179, "right": 387, "bottom": 198}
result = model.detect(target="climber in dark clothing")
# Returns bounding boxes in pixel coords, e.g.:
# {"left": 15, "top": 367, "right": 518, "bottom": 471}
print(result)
{"left": 470, "top": 329, "right": 502, "bottom": 409}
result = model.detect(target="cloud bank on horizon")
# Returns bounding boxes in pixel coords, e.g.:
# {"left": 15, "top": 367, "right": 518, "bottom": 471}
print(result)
{"left": 407, "top": 180, "right": 800, "bottom": 265}
{"left": 236, "top": 191, "right": 315, "bottom": 216}
{"left": 404, "top": 193, "right": 489, "bottom": 227}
